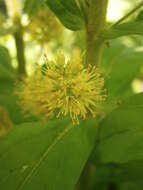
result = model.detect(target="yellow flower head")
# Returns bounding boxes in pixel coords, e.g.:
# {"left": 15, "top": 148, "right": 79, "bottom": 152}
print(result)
{"left": 27, "top": 6, "right": 63, "bottom": 45}
{"left": 16, "top": 52, "right": 106, "bottom": 124}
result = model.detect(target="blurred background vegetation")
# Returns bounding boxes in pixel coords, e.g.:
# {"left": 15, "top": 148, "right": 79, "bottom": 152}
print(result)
{"left": 1, "top": 1, "right": 143, "bottom": 190}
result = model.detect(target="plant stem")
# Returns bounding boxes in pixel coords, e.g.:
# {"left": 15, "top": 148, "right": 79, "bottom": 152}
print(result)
{"left": 86, "top": 0, "right": 108, "bottom": 66}
{"left": 13, "top": 16, "right": 26, "bottom": 75}
{"left": 4, "top": 0, "right": 26, "bottom": 75}
{"left": 113, "top": 1, "right": 143, "bottom": 27}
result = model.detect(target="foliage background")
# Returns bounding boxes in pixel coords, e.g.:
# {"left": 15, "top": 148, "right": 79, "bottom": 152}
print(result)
{"left": 1, "top": 0, "right": 143, "bottom": 190}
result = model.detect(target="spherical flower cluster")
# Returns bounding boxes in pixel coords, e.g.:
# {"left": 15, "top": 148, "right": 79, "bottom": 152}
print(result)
{"left": 16, "top": 52, "right": 106, "bottom": 124}
{"left": 27, "top": 6, "right": 63, "bottom": 45}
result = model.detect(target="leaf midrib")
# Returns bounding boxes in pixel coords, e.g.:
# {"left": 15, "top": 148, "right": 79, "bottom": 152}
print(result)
{"left": 16, "top": 124, "right": 73, "bottom": 190}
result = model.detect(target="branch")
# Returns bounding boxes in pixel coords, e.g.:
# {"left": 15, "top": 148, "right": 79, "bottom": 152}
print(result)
{"left": 85, "top": 0, "right": 108, "bottom": 66}
{"left": 113, "top": 1, "right": 143, "bottom": 27}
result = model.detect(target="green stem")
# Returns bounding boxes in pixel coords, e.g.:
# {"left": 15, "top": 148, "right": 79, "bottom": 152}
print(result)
{"left": 13, "top": 16, "right": 26, "bottom": 76}
{"left": 113, "top": 1, "right": 143, "bottom": 27}
{"left": 86, "top": 0, "right": 108, "bottom": 66}
{"left": 4, "top": 0, "right": 26, "bottom": 75}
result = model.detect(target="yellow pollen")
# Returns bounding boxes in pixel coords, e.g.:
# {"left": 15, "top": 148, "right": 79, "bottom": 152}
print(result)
{"left": 16, "top": 52, "right": 106, "bottom": 125}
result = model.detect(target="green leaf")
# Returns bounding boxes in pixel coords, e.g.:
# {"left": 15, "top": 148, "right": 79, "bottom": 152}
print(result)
{"left": 24, "top": 0, "right": 45, "bottom": 15}
{"left": 0, "top": 46, "right": 31, "bottom": 124}
{"left": 88, "top": 165, "right": 112, "bottom": 190}
{"left": 95, "top": 93, "right": 143, "bottom": 164}
{"left": 100, "top": 21, "right": 143, "bottom": 40}
{"left": 136, "top": 10, "right": 143, "bottom": 21}
{"left": 118, "top": 181, "right": 143, "bottom": 190}
{"left": 46, "top": 0, "right": 85, "bottom": 30}
{"left": 0, "top": 118, "right": 98, "bottom": 190}
{"left": 0, "top": 79, "right": 37, "bottom": 124}
{"left": 113, "top": 161, "right": 143, "bottom": 183}
{"left": 102, "top": 48, "right": 143, "bottom": 112}
{"left": 103, "top": 162, "right": 143, "bottom": 189}
{"left": 0, "top": 45, "right": 15, "bottom": 79}
{"left": 59, "top": 0, "right": 82, "bottom": 16}
{"left": 106, "top": 50, "right": 143, "bottom": 96}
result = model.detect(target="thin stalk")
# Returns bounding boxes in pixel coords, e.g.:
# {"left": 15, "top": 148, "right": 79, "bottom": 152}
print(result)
{"left": 5, "top": 0, "right": 26, "bottom": 75}
{"left": 86, "top": 0, "right": 108, "bottom": 66}
{"left": 13, "top": 16, "right": 26, "bottom": 75}
{"left": 113, "top": 1, "right": 143, "bottom": 27}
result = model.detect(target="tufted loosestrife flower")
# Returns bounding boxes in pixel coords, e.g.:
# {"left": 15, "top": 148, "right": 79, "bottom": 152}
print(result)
{"left": 16, "top": 52, "right": 106, "bottom": 124}
{"left": 27, "top": 6, "right": 63, "bottom": 45}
